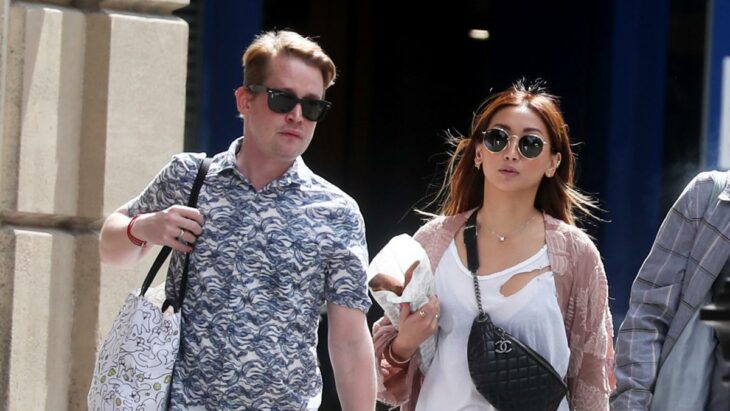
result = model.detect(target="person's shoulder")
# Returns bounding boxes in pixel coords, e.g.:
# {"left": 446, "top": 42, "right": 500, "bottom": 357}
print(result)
{"left": 413, "top": 210, "right": 472, "bottom": 241}
{"left": 167, "top": 152, "right": 208, "bottom": 174}
{"left": 545, "top": 214, "right": 584, "bottom": 237}
{"left": 308, "top": 173, "right": 356, "bottom": 201}
{"left": 545, "top": 214, "right": 599, "bottom": 256}
{"left": 305, "top": 170, "right": 362, "bottom": 214}
{"left": 144, "top": 152, "right": 207, "bottom": 187}
{"left": 670, "top": 169, "right": 728, "bottom": 215}
{"left": 693, "top": 169, "right": 728, "bottom": 183}
{"left": 415, "top": 213, "right": 450, "bottom": 233}
{"left": 680, "top": 169, "right": 730, "bottom": 195}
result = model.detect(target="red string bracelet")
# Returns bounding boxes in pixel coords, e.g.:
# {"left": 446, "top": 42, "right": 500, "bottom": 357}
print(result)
{"left": 126, "top": 215, "right": 147, "bottom": 248}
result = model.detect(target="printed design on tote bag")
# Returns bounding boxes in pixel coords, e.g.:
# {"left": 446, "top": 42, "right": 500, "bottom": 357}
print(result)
{"left": 88, "top": 290, "right": 181, "bottom": 410}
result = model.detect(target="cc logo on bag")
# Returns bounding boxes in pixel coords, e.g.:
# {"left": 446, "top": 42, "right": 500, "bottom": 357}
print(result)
{"left": 495, "top": 339, "right": 513, "bottom": 354}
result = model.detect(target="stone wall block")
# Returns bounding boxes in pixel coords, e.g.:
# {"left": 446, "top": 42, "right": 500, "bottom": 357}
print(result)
{"left": 100, "top": 0, "right": 189, "bottom": 14}
{"left": 6, "top": 4, "right": 85, "bottom": 216}
{"left": 6, "top": 229, "right": 75, "bottom": 411}
{"left": 67, "top": 232, "right": 99, "bottom": 410}
{"left": 79, "top": 11, "right": 188, "bottom": 219}
{"left": 0, "top": 227, "right": 16, "bottom": 409}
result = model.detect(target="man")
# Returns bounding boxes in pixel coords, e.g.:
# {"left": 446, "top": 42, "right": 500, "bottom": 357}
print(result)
{"left": 612, "top": 170, "right": 730, "bottom": 410}
{"left": 99, "top": 30, "right": 376, "bottom": 410}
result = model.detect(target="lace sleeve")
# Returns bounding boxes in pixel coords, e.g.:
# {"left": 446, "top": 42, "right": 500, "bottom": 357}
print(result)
{"left": 566, "top": 235, "right": 615, "bottom": 410}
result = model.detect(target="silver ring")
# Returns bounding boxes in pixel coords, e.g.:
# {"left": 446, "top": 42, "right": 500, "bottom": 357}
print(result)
{"left": 178, "top": 228, "right": 185, "bottom": 241}
{"left": 435, "top": 313, "right": 440, "bottom": 321}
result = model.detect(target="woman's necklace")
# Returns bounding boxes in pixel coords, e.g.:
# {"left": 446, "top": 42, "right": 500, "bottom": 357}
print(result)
{"left": 478, "top": 215, "right": 536, "bottom": 243}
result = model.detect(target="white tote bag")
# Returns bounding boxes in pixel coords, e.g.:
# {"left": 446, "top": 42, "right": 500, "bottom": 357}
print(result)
{"left": 87, "top": 284, "right": 181, "bottom": 410}
{"left": 87, "top": 158, "right": 210, "bottom": 410}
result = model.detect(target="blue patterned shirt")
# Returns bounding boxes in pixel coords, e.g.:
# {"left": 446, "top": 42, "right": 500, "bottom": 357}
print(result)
{"left": 127, "top": 138, "right": 371, "bottom": 410}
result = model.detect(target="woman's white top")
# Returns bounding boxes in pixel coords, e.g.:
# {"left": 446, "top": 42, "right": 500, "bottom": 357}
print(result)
{"left": 416, "top": 240, "right": 570, "bottom": 411}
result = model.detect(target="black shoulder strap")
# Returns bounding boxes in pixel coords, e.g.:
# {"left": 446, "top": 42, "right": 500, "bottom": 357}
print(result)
{"left": 139, "top": 157, "right": 212, "bottom": 312}
{"left": 464, "top": 211, "right": 480, "bottom": 273}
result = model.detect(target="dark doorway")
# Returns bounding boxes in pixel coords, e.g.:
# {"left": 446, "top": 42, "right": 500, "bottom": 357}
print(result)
{"left": 259, "top": 2, "right": 614, "bottom": 409}
{"left": 176, "top": 0, "right": 709, "bottom": 409}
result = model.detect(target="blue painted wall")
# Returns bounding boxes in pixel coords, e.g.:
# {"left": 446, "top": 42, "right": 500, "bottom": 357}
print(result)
{"left": 601, "top": 0, "right": 670, "bottom": 325}
{"left": 704, "top": 0, "right": 730, "bottom": 169}
{"left": 197, "top": 0, "right": 262, "bottom": 155}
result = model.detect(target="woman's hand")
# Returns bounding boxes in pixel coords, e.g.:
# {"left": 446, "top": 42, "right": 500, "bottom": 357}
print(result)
{"left": 390, "top": 294, "right": 440, "bottom": 361}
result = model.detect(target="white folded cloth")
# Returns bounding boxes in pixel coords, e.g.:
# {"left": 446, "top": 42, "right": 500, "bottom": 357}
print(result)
{"left": 367, "top": 234, "right": 437, "bottom": 373}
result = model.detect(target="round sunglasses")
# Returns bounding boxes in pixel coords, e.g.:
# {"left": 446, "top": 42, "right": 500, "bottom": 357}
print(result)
{"left": 248, "top": 84, "right": 332, "bottom": 122}
{"left": 481, "top": 127, "right": 549, "bottom": 159}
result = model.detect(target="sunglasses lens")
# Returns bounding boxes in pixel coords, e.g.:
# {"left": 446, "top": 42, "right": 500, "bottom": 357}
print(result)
{"left": 519, "top": 135, "right": 544, "bottom": 158}
{"left": 301, "top": 100, "right": 330, "bottom": 122}
{"left": 483, "top": 129, "right": 509, "bottom": 152}
{"left": 267, "top": 89, "right": 330, "bottom": 122}
{"left": 267, "top": 90, "right": 297, "bottom": 114}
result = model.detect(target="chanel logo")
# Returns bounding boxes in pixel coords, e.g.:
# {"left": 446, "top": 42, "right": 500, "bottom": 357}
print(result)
{"left": 495, "top": 339, "right": 513, "bottom": 354}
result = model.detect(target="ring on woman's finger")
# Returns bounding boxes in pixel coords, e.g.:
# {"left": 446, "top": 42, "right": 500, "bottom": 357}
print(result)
{"left": 418, "top": 309, "right": 426, "bottom": 318}
{"left": 177, "top": 228, "right": 185, "bottom": 241}
{"left": 435, "top": 313, "right": 440, "bottom": 321}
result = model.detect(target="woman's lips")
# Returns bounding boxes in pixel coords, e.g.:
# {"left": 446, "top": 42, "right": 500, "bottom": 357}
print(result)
{"left": 499, "top": 167, "right": 518, "bottom": 175}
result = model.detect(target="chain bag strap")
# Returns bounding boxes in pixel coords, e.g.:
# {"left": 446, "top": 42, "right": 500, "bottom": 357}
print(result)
{"left": 464, "top": 210, "right": 567, "bottom": 411}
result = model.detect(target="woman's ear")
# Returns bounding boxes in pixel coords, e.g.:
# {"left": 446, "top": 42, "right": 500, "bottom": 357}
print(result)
{"left": 474, "top": 147, "right": 483, "bottom": 169}
{"left": 546, "top": 152, "right": 562, "bottom": 177}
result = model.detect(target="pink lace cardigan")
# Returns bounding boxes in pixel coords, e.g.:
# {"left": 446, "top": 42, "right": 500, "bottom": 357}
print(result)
{"left": 372, "top": 210, "right": 615, "bottom": 411}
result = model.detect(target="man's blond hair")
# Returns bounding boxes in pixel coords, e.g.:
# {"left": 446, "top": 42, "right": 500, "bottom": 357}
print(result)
{"left": 242, "top": 30, "right": 336, "bottom": 92}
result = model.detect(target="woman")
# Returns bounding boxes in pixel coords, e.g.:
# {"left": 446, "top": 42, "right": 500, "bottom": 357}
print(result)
{"left": 372, "top": 80, "right": 615, "bottom": 410}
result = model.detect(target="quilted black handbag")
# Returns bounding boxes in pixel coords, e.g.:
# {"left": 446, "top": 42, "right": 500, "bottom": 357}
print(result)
{"left": 463, "top": 211, "right": 567, "bottom": 411}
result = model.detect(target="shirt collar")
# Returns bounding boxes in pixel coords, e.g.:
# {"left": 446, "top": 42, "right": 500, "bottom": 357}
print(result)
{"left": 213, "top": 137, "right": 312, "bottom": 188}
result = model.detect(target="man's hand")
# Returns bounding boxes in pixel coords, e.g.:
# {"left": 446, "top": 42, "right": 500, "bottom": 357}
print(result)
{"left": 99, "top": 205, "right": 204, "bottom": 266}
{"left": 131, "top": 205, "right": 204, "bottom": 253}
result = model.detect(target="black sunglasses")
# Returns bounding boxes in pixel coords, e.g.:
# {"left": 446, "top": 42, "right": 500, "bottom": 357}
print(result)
{"left": 248, "top": 84, "right": 331, "bottom": 122}
{"left": 481, "top": 127, "right": 549, "bottom": 159}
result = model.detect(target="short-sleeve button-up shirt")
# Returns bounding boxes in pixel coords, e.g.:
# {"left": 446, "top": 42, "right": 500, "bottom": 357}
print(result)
{"left": 127, "top": 138, "right": 371, "bottom": 410}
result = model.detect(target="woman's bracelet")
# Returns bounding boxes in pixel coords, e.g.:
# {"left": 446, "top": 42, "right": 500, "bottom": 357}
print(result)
{"left": 387, "top": 343, "right": 411, "bottom": 366}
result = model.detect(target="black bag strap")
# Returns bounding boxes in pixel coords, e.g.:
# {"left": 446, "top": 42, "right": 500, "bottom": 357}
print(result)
{"left": 464, "top": 211, "right": 480, "bottom": 272}
{"left": 138, "top": 156, "right": 211, "bottom": 313}
{"left": 464, "top": 210, "right": 491, "bottom": 321}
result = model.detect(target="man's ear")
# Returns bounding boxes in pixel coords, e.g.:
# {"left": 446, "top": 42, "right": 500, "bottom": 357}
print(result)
{"left": 235, "top": 86, "right": 251, "bottom": 116}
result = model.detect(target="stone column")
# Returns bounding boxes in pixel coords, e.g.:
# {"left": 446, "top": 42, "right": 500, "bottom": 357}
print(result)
{"left": 0, "top": 0, "right": 189, "bottom": 409}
